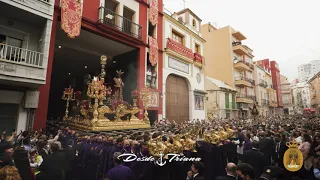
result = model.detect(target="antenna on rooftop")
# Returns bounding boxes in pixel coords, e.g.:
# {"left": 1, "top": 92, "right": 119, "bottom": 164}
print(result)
{"left": 183, "top": 0, "right": 186, "bottom": 9}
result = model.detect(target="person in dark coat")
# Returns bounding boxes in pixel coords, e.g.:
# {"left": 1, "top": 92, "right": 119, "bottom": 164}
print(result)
{"left": 38, "top": 143, "right": 66, "bottom": 180}
{"left": 242, "top": 141, "right": 267, "bottom": 178}
{"left": 272, "top": 134, "right": 288, "bottom": 169}
{"left": 259, "top": 131, "right": 274, "bottom": 166}
{"left": 216, "top": 163, "right": 237, "bottom": 180}
{"left": 131, "top": 142, "right": 152, "bottom": 180}
{"left": 236, "top": 163, "right": 255, "bottom": 180}
{"left": 189, "top": 161, "right": 205, "bottom": 180}
{"left": 106, "top": 152, "right": 132, "bottom": 180}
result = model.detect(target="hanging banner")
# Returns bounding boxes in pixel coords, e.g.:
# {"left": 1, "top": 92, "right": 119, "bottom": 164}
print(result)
{"left": 148, "top": 36, "right": 158, "bottom": 66}
{"left": 61, "top": 0, "right": 82, "bottom": 38}
{"left": 149, "top": 0, "right": 158, "bottom": 26}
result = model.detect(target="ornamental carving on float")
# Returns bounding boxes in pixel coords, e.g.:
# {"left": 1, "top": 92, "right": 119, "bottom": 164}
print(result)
{"left": 61, "top": 0, "right": 83, "bottom": 38}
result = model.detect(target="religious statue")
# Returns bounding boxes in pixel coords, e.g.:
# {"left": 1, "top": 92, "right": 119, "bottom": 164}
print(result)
{"left": 151, "top": 69, "right": 157, "bottom": 88}
{"left": 113, "top": 70, "right": 124, "bottom": 102}
{"left": 146, "top": 68, "right": 152, "bottom": 87}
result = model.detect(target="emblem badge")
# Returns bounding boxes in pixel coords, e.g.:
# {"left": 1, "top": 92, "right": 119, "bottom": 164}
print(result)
{"left": 283, "top": 140, "right": 303, "bottom": 172}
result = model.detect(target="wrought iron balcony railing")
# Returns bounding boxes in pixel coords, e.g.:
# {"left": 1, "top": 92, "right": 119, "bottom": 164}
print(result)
{"left": 98, "top": 7, "right": 142, "bottom": 39}
{"left": 235, "top": 76, "right": 255, "bottom": 86}
{"left": 0, "top": 43, "right": 44, "bottom": 67}
{"left": 232, "top": 41, "right": 242, "bottom": 46}
{"left": 236, "top": 94, "right": 256, "bottom": 101}
{"left": 259, "top": 79, "right": 268, "bottom": 88}
{"left": 262, "top": 99, "right": 269, "bottom": 106}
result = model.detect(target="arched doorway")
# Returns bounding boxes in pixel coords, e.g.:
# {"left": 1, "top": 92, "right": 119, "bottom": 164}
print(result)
{"left": 165, "top": 74, "right": 189, "bottom": 124}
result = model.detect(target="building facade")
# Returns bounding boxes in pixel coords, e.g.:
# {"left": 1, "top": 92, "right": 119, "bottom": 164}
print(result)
{"left": 280, "top": 74, "right": 293, "bottom": 114}
{"left": 33, "top": 0, "right": 164, "bottom": 129}
{"left": 292, "top": 82, "right": 311, "bottom": 114}
{"left": 201, "top": 24, "right": 255, "bottom": 118}
{"left": 308, "top": 72, "right": 320, "bottom": 113}
{"left": 298, "top": 60, "right": 320, "bottom": 82}
{"left": 0, "top": 0, "right": 54, "bottom": 132}
{"left": 162, "top": 8, "right": 206, "bottom": 122}
{"left": 253, "top": 64, "right": 269, "bottom": 116}
{"left": 256, "top": 59, "right": 283, "bottom": 114}
{"left": 205, "top": 77, "right": 237, "bottom": 119}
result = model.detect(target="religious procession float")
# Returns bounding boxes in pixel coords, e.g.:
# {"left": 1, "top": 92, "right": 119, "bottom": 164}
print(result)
{"left": 61, "top": 55, "right": 151, "bottom": 132}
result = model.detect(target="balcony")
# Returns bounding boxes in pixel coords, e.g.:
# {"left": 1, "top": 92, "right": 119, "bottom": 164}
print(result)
{"left": 236, "top": 94, "right": 255, "bottom": 104}
{"left": 98, "top": 7, "right": 142, "bottom": 39}
{"left": 166, "top": 38, "right": 194, "bottom": 62}
{"left": 267, "top": 84, "right": 274, "bottom": 89}
{"left": 235, "top": 77, "right": 255, "bottom": 87}
{"left": 4, "top": 0, "right": 54, "bottom": 19}
{"left": 0, "top": 43, "right": 45, "bottom": 84}
{"left": 281, "top": 88, "right": 291, "bottom": 94}
{"left": 258, "top": 79, "right": 268, "bottom": 88}
{"left": 269, "top": 100, "right": 278, "bottom": 107}
{"left": 194, "top": 52, "right": 204, "bottom": 67}
{"left": 262, "top": 99, "right": 269, "bottom": 106}
{"left": 234, "top": 59, "right": 250, "bottom": 71}
{"left": 232, "top": 42, "right": 253, "bottom": 58}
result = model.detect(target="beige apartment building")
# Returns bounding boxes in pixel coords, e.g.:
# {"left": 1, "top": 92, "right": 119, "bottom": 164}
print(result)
{"left": 280, "top": 74, "right": 294, "bottom": 114}
{"left": 202, "top": 24, "right": 255, "bottom": 118}
{"left": 308, "top": 72, "right": 320, "bottom": 113}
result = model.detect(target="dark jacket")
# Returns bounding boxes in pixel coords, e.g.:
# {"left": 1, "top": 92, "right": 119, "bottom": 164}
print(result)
{"left": 38, "top": 151, "right": 66, "bottom": 180}
{"left": 243, "top": 148, "right": 267, "bottom": 178}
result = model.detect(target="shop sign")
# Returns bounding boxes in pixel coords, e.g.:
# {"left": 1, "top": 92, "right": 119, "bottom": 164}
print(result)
{"left": 168, "top": 57, "right": 189, "bottom": 74}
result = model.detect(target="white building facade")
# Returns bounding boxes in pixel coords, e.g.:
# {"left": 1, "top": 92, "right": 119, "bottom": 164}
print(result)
{"left": 292, "top": 82, "right": 311, "bottom": 114}
{"left": 253, "top": 65, "right": 269, "bottom": 116}
{"left": 298, "top": 60, "right": 320, "bottom": 82}
{"left": 205, "top": 77, "right": 237, "bottom": 119}
{"left": 163, "top": 8, "right": 206, "bottom": 123}
{"left": 0, "top": 0, "right": 54, "bottom": 132}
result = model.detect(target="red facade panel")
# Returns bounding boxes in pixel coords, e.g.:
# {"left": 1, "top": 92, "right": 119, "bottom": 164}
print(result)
{"left": 34, "top": 0, "right": 163, "bottom": 129}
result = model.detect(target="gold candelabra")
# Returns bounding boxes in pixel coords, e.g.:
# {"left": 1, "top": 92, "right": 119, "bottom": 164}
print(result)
{"left": 62, "top": 86, "right": 75, "bottom": 120}
{"left": 140, "top": 87, "right": 151, "bottom": 122}
{"left": 86, "top": 55, "right": 107, "bottom": 123}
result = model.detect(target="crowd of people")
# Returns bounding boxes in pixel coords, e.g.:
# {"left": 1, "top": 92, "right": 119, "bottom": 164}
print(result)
{"left": 0, "top": 115, "right": 320, "bottom": 180}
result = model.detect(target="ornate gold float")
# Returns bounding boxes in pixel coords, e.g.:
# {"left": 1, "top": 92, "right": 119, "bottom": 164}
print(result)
{"left": 62, "top": 55, "right": 150, "bottom": 132}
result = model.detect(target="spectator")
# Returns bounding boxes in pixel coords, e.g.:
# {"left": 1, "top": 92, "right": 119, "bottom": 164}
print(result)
{"left": 190, "top": 161, "right": 205, "bottom": 180}
{"left": 236, "top": 163, "right": 255, "bottom": 180}
{"left": 106, "top": 152, "right": 132, "bottom": 180}
{"left": 216, "top": 163, "right": 237, "bottom": 180}
{"left": 0, "top": 165, "right": 22, "bottom": 180}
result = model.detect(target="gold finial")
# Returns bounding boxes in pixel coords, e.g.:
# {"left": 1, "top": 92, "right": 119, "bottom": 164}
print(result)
{"left": 286, "top": 140, "right": 300, "bottom": 148}
{"left": 100, "top": 55, "right": 107, "bottom": 65}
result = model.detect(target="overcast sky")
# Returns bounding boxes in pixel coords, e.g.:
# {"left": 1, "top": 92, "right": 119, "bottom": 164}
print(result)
{"left": 163, "top": 0, "right": 320, "bottom": 81}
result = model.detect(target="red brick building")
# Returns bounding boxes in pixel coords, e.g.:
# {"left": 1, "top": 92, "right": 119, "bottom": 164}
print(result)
{"left": 256, "top": 59, "right": 283, "bottom": 109}
{"left": 33, "top": 0, "right": 163, "bottom": 129}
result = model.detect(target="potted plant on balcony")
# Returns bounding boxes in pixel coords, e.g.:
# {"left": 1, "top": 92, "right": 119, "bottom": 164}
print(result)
{"left": 131, "top": 90, "right": 139, "bottom": 107}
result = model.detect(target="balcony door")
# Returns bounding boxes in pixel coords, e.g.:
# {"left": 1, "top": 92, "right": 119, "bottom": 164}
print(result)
{"left": 0, "top": 103, "right": 19, "bottom": 135}
{"left": 123, "top": 7, "right": 135, "bottom": 36}
{"left": 104, "top": 0, "right": 118, "bottom": 29}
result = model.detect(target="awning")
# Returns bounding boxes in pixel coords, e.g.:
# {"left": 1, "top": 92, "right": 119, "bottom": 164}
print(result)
{"left": 206, "top": 76, "right": 236, "bottom": 92}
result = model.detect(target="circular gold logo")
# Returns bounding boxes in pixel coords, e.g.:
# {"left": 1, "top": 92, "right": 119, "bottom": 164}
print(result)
{"left": 283, "top": 140, "right": 303, "bottom": 172}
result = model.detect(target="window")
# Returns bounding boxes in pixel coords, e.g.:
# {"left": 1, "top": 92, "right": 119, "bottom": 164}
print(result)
{"left": 225, "top": 93, "right": 230, "bottom": 108}
{"left": 195, "top": 44, "right": 200, "bottom": 53}
{"left": 192, "top": 19, "right": 197, "bottom": 27}
{"left": 172, "top": 31, "right": 183, "bottom": 45}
